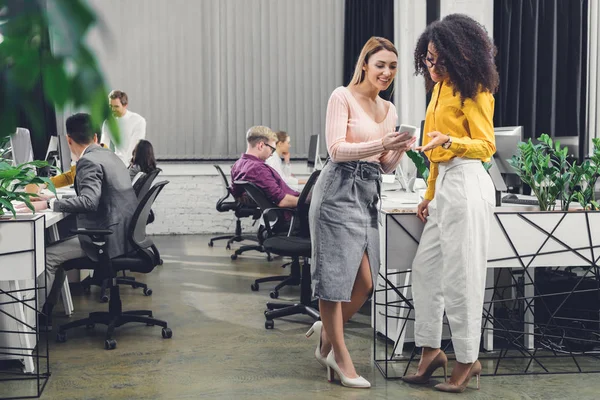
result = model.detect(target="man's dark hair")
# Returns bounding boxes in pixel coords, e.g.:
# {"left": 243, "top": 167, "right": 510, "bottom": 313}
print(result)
{"left": 65, "top": 113, "right": 95, "bottom": 145}
{"left": 414, "top": 13, "right": 499, "bottom": 105}
{"left": 109, "top": 90, "right": 128, "bottom": 106}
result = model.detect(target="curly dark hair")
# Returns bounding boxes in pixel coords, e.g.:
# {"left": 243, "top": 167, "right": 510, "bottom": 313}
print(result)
{"left": 414, "top": 14, "right": 499, "bottom": 105}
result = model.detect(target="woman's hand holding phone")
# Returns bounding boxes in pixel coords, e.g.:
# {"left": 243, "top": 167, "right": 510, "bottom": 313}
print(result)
{"left": 382, "top": 131, "right": 416, "bottom": 151}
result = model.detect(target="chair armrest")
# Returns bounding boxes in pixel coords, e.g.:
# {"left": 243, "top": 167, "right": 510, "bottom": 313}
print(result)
{"left": 70, "top": 228, "right": 114, "bottom": 246}
{"left": 262, "top": 207, "right": 296, "bottom": 236}
{"left": 70, "top": 228, "right": 114, "bottom": 237}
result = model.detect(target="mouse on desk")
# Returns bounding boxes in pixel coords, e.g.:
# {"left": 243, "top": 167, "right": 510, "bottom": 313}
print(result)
{"left": 503, "top": 194, "right": 518, "bottom": 200}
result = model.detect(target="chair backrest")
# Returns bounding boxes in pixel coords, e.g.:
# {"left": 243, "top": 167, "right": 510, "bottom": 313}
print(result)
{"left": 9, "top": 127, "right": 34, "bottom": 166}
{"left": 133, "top": 168, "right": 161, "bottom": 200}
{"left": 129, "top": 180, "right": 169, "bottom": 251}
{"left": 236, "top": 181, "right": 277, "bottom": 213}
{"left": 236, "top": 170, "right": 321, "bottom": 237}
{"left": 214, "top": 164, "right": 232, "bottom": 203}
{"left": 294, "top": 170, "right": 321, "bottom": 237}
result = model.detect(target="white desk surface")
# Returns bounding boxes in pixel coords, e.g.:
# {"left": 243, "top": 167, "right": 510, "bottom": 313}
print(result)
{"left": 14, "top": 187, "right": 75, "bottom": 227}
{"left": 380, "top": 186, "right": 541, "bottom": 214}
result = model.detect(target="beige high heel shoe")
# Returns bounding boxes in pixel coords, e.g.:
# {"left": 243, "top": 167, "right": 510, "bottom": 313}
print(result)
{"left": 434, "top": 360, "right": 482, "bottom": 393}
{"left": 305, "top": 321, "right": 327, "bottom": 368}
{"left": 402, "top": 350, "right": 448, "bottom": 384}
{"left": 325, "top": 351, "right": 371, "bottom": 388}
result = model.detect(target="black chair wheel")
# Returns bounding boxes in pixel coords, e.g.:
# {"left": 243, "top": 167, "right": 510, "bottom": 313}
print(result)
{"left": 267, "top": 254, "right": 273, "bottom": 262}
{"left": 208, "top": 241, "right": 214, "bottom": 247}
{"left": 100, "top": 294, "right": 109, "bottom": 303}
{"left": 86, "top": 323, "right": 95, "bottom": 330}
{"left": 56, "top": 332, "right": 67, "bottom": 343}
{"left": 162, "top": 327, "right": 173, "bottom": 339}
{"left": 143, "top": 288, "right": 153, "bottom": 296}
{"left": 269, "top": 291, "right": 279, "bottom": 299}
{"left": 265, "top": 320, "right": 274, "bottom": 329}
{"left": 104, "top": 339, "right": 117, "bottom": 350}
{"left": 231, "top": 254, "right": 238, "bottom": 260}
{"left": 264, "top": 310, "right": 269, "bottom": 316}
{"left": 250, "top": 283, "right": 259, "bottom": 291}
{"left": 82, "top": 285, "right": 91, "bottom": 294}
{"left": 158, "top": 259, "right": 164, "bottom": 265}
{"left": 226, "top": 244, "right": 231, "bottom": 250}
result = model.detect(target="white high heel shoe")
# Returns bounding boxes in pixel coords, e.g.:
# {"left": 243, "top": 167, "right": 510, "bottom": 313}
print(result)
{"left": 305, "top": 321, "right": 327, "bottom": 368}
{"left": 325, "top": 351, "right": 371, "bottom": 388}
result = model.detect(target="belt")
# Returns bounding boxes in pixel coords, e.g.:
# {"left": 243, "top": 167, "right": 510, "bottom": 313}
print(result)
{"left": 333, "top": 161, "right": 382, "bottom": 181}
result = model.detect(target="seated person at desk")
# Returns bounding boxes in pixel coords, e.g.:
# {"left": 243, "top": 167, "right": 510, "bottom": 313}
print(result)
{"left": 25, "top": 138, "right": 105, "bottom": 193}
{"left": 17, "top": 113, "right": 138, "bottom": 329}
{"left": 128, "top": 139, "right": 157, "bottom": 183}
{"left": 265, "top": 130, "right": 307, "bottom": 190}
{"left": 231, "top": 126, "right": 299, "bottom": 208}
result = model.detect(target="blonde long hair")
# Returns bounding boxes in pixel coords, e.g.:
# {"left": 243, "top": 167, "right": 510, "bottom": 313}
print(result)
{"left": 350, "top": 37, "right": 398, "bottom": 86}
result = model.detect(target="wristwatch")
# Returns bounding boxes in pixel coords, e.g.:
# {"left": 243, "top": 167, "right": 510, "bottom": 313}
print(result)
{"left": 442, "top": 136, "right": 452, "bottom": 149}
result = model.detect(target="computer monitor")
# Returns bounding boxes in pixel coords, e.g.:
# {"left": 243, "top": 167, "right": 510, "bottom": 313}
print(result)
{"left": 307, "top": 134, "right": 324, "bottom": 170}
{"left": 491, "top": 126, "right": 523, "bottom": 194}
{"left": 57, "top": 133, "right": 72, "bottom": 173}
{"left": 45, "top": 136, "right": 59, "bottom": 166}
{"left": 493, "top": 126, "right": 523, "bottom": 174}
{"left": 9, "top": 127, "right": 34, "bottom": 166}
{"left": 554, "top": 136, "right": 579, "bottom": 162}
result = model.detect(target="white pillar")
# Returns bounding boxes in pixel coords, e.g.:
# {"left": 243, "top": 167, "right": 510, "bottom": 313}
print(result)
{"left": 439, "top": 0, "right": 494, "bottom": 36}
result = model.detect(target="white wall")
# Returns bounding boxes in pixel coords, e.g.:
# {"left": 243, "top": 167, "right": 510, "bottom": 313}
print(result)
{"left": 393, "top": 0, "right": 427, "bottom": 128}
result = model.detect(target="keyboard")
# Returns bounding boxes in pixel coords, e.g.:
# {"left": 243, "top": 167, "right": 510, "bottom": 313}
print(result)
{"left": 502, "top": 196, "right": 539, "bottom": 206}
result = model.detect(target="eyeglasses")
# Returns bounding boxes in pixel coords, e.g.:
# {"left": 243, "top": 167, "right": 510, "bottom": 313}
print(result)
{"left": 423, "top": 56, "right": 444, "bottom": 69}
{"left": 265, "top": 143, "right": 277, "bottom": 154}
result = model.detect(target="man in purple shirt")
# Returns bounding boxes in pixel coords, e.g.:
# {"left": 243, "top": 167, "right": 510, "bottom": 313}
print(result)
{"left": 231, "top": 126, "right": 299, "bottom": 208}
{"left": 231, "top": 126, "right": 300, "bottom": 208}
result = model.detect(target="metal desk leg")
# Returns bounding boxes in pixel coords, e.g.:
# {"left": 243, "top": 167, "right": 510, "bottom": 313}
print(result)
{"left": 49, "top": 224, "right": 74, "bottom": 316}
{"left": 483, "top": 268, "right": 494, "bottom": 351}
{"left": 61, "top": 280, "right": 73, "bottom": 316}
{"left": 524, "top": 269, "right": 535, "bottom": 350}
{"left": 10, "top": 281, "right": 35, "bottom": 373}
{"left": 394, "top": 270, "right": 412, "bottom": 356}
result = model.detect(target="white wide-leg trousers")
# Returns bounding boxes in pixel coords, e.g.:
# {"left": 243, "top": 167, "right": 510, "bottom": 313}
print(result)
{"left": 412, "top": 158, "right": 495, "bottom": 363}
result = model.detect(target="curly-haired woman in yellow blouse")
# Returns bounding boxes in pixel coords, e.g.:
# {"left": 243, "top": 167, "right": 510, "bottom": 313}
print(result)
{"left": 402, "top": 14, "right": 499, "bottom": 393}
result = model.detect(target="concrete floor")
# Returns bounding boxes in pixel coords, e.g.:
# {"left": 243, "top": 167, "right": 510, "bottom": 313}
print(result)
{"left": 5, "top": 234, "right": 600, "bottom": 399}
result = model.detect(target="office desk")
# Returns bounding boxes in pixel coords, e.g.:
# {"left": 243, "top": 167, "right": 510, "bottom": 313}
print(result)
{"left": 375, "top": 189, "right": 567, "bottom": 350}
{"left": 13, "top": 187, "right": 76, "bottom": 317}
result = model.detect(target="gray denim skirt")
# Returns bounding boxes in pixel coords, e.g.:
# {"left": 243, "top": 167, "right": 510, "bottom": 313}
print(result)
{"left": 308, "top": 160, "right": 381, "bottom": 302}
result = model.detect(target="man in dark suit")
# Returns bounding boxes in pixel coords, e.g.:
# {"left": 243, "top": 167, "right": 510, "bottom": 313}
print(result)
{"left": 30, "top": 113, "right": 138, "bottom": 328}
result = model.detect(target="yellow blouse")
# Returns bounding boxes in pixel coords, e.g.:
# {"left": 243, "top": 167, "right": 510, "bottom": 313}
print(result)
{"left": 422, "top": 81, "right": 496, "bottom": 200}
{"left": 50, "top": 165, "right": 76, "bottom": 188}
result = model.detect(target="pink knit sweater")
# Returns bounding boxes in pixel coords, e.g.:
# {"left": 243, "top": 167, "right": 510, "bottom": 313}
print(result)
{"left": 325, "top": 86, "right": 403, "bottom": 173}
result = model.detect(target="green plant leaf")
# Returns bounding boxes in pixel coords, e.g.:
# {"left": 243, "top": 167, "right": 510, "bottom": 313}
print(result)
{"left": 0, "top": 197, "right": 16, "bottom": 217}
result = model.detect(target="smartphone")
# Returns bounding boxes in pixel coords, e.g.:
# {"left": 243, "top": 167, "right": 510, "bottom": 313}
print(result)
{"left": 395, "top": 124, "right": 417, "bottom": 138}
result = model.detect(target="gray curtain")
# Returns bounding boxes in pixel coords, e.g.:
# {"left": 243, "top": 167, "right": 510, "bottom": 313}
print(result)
{"left": 60, "top": 0, "right": 344, "bottom": 160}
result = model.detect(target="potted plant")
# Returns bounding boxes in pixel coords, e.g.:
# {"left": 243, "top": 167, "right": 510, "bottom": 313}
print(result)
{"left": 509, "top": 134, "right": 600, "bottom": 211}
{"left": 0, "top": 140, "right": 55, "bottom": 218}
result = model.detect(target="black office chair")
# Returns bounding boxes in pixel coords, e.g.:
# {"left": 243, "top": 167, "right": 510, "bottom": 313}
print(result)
{"left": 208, "top": 165, "right": 260, "bottom": 249}
{"left": 81, "top": 168, "right": 163, "bottom": 302}
{"left": 234, "top": 180, "right": 303, "bottom": 293}
{"left": 56, "top": 181, "right": 172, "bottom": 350}
{"left": 262, "top": 170, "right": 321, "bottom": 329}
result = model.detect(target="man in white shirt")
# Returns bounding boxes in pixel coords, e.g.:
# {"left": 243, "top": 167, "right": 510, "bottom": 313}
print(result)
{"left": 100, "top": 90, "right": 146, "bottom": 166}
{"left": 265, "top": 131, "right": 306, "bottom": 190}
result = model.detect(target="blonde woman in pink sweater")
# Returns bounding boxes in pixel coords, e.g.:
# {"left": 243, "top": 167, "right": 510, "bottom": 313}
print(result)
{"left": 306, "top": 37, "right": 415, "bottom": 388}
